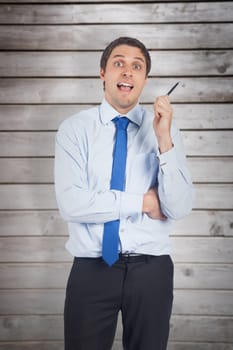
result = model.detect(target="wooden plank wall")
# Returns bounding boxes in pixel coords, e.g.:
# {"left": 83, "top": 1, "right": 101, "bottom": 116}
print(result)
{"left": 0, "top": 1, "right": 233, "bottom": 349}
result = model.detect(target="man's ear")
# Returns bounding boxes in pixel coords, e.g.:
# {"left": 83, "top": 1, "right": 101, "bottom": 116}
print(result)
{"left": 100, "top": 68, "right": 105, "bottom": 81}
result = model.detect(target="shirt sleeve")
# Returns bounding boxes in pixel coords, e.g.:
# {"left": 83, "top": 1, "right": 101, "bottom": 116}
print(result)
{"left": 54, "top": 119, "right": 143, "bottom": 224}
{"left": 156, "top": 124, "right": 195, "bottom": 220}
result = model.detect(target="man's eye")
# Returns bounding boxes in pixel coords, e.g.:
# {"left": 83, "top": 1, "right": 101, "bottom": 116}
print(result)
{"left": 114, "top": 61, "right": 123, "bottom": 67}
{"left": 133, "top": 64, "right": 141, "bottom": 70}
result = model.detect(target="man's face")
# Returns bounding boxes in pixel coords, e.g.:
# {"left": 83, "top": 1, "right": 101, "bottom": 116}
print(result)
{"left": 100, "top": 45, "right": 148, "bottom": 114}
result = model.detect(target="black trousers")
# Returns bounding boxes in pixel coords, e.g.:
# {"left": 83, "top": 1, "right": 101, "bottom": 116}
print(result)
{"left": 64, "top": 255, "right": 173, "bottom": 350}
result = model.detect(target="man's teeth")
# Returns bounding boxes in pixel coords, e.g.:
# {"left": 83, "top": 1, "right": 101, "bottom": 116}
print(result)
{"left": 118, "top": 83, "right": 133, "bottom": 88}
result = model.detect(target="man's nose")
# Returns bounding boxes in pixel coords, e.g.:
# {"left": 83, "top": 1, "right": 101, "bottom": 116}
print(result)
{"left": 122, "top": 66, "right": 133, "bottom": 77}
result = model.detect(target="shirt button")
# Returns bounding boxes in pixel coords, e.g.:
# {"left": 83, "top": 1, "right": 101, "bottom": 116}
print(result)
{"left": 120, "top": 229, "right": 125, "bottom": 233}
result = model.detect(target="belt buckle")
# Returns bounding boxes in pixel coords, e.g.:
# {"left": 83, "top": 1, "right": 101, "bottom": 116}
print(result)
{"left": 119, "top": 252, "right": 142, "bottom": 261}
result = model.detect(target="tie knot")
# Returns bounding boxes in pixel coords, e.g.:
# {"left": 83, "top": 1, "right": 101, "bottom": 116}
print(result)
{"left": 112, "top": 116, "right": 130, "bottom": 130}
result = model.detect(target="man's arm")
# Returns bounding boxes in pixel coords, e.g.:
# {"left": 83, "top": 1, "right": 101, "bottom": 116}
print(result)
{"left": 142, "top": 188, "right": 166, "bottom": 220}
{"left": 153, "top": 95, "right": 173, "bottom": 153}
{"left": 54, "top": 119, "right": 144, "bottom": 224}
{"left": 150, "top": 95, "right": 194, "bottom": 220}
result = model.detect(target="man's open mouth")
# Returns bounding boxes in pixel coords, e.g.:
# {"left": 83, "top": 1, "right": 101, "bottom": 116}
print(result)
{"left": 117, "top": 82, "right": 134, "bottom": 92}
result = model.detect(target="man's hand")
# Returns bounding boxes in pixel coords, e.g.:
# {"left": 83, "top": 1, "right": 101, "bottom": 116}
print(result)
{"left": 142, "top": 188, "right": 166, "bottom": 220}
{"left": 153, "top": 95, "right": 173, "bottom": 153}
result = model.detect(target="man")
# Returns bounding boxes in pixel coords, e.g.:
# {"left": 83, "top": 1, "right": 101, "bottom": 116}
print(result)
{"left": 55, "top": 37, "right": 194, "bottom": 350}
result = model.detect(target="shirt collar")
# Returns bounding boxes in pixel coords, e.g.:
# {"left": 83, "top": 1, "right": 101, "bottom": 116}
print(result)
{"left": 100, "top": 98, "right": 143, "bottom": 127}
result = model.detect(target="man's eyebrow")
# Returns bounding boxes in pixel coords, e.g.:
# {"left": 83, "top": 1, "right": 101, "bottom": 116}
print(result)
{"left": 112, "top": 54, "right": 145, "bottom": 63}
{"left": 134, "top": 56, "right": 145, "bottom": 63}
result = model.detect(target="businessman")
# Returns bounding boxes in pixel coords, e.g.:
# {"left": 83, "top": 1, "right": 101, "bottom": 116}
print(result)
{"left": 55, "top": 36, "right": 194, "bottom": 350}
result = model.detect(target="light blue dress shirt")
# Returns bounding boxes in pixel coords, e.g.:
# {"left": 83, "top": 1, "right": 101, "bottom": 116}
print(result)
{"left": 55, "top": 99, "right": 194, "bottom": 257}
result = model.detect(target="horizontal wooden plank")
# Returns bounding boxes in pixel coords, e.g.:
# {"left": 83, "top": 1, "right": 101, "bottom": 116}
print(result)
{"left": 0, "top": 24, "right": 232, "bottom": 50}
{"left": 1, "top": 3, "right": 232, "bottom": 24}
{"left": 1, "top": 262, "right": 232, "bottom": 290}
{"left": 171, "top": 104, "right": 233, "bottom": 130}
{"left": 0, "top": 132, "right": 55, "bottom": 157}
{"left": 0, "top": 315, "right": 232, "bottom": 342}
{"left": 0, "top": 158, "right": 54, "bottom": 183}
{"left": 0, "top": 263, "right": 71, "bottom": 289}
{"left": 0, "top": 236, "right": 232, "bottom": 263}
{"left": 167, "top": 343, "right": 233, "bottom": 350}
{"left": 0, "top": 341, "right": 232, "bottom": 350}
{"left": 172, "top": 237, "right": 233, "bottom": 263}
{"left": 0, "top": 184, "right": 232, "bottom": 210}
{"left": 182, "top": 131, "right": 233, "bottom": 156}
{"left": 173, "top": 210, "right": 233, "bottom": 237}
{"left": 173, "top": 290, "right": 233, "bottom": 316}
{"left": 0, "top": 157, "right": 233, "bottom": 184}
{"left": 0, "top": 78, "right": 232, "bottom": 104}
{"left": 0, "top": 184, "right": 57, "bottom": 210}
{"left": 0, "top": 289, "right": 232, "bottom": 316}
{"left": 0, "top": 342, "right": 64, "bottom": 350}
{"left": 187, "top": 158, "right": 233, "bottom": 183}
{"left": 0, "top": 210, "right": 232, "bottom": 238}
{"left": 0, "top": 104, "right": 85, "bottom": 131}
{"left": 1, "top": 50, "right": 232, "bottom": 77}
{"left": 0, "top": 236, "right": 68, "bottom": 262}
{"left": 169, "top": 315, "right": 233, "bottom": 342}
{"left": 194, "top": 184, "right": 233, "bottom": 209}
{"left": 0, "top": 157, "right": 232, "bottom": 184}
{"left": 1, "top": 104, "right": 232, "bottom": 130}
{"left": 0, "top": 289, "right": 65, "bottom": 315}
{"left": 0, "top": 0, "right": 202, "bottom": 2}
{"left": 0, "top": 315, "right": 63, "bottom": 341}
{"left": 175, "top": 263, "right": 233, "bottom": 290}
{"left": 0, "top": 131, "right": 232, "bottom": 158}
{"left": 0, "top": 210, "right": 66, "bottom": 236}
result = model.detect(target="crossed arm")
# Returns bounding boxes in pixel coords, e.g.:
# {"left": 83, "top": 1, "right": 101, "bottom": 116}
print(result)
{"left": 55, "top": 96, "right": 194, "bottom": 224}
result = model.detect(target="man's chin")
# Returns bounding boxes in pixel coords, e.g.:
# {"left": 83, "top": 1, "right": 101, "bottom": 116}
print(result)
{"left": 117, "top": 97, "right": 137, "bottom": 110}
{"left": 105, "top": 94, "right": 138, "bottom": 113}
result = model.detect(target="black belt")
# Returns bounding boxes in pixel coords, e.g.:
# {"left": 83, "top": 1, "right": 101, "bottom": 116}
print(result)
{"left": 74, "top": 254, "right": 159, "bottom": 264}
{"left": 118, "top": 253, "right": 152, "bottom": 262}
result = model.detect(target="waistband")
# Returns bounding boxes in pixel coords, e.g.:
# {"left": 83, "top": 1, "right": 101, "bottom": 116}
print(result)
{"left": 118, "top": 253, "right": 154, "bottom": 262}
{"left": 74, "top": 254, "right": 169, "bottom": 264}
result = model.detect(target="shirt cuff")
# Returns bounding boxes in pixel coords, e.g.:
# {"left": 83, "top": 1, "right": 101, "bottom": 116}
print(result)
{"left": 157, "top": 146, "right": 178, "bottom": 174}
{"left": 120, "top": 191, "right": 144, "bottom": 222}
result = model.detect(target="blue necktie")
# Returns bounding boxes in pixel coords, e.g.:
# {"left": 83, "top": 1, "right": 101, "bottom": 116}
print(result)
{"left": 102, "top": 117, "right": 130, "bottom": 266}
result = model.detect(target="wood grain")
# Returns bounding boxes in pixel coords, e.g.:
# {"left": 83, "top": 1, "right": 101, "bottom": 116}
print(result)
{"left": 0, "top": 289, "right": 232, "bottom": 316}
{"left": 0, "top": 3, "right": 232, "bottom": 24}
{"left": 1, "top": 263, "right": 232, "bottom": 290}
{"left": 0, "top": 236, "right": 232, "bottom": 263}
{"left": 0, "top": 315, "right": 232, "bottom": 342}
{"left": 0, "top": 183, "right": 232, "bottom": 210}
{"left": 0, "top": 343, "right": 64, "bottom": 350}
{"left": 0, "top": 130, "right": 232, "bottom": 157}
{"left": 0, "top": 342, "right": 232, "bottom": 350}
{"left": 0, "top": 0, "right": 208, "bottom": 2}
{"left": 0, "top": 1, "right": 232, "bottom": 348}
{"left": 0, "top": 24, "right": 232, "bottom": 50}
{"left": 0, "top": 210, "right": 232, "bottom": 237}
{"left": 0, "top": 104, "right": 232, "bottom": 130}
{"left": 1, "top": 51, "right": 232, "bottom": 77}
{"left": 0, "top": 178, "right": 233, "bottom": 209}
{"left": 169, "top": 315, "right": 233, "bottom": 342}
{"left": 0, "top": 78, "right": 232, "bottom": 104}
{"left": 168, "top": 344, "right": 233, "bottom": 350}
{"left": 0, "top": 157, "right": 232, "bottom": 183}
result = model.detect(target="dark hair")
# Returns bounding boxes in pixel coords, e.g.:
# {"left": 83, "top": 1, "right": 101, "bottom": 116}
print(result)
{"left": 100, "top": 37, "right": 151, "bottom": 76}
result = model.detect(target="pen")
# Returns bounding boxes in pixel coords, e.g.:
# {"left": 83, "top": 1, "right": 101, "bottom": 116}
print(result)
{"left": 167, "top": 82, "right": 180, "bottom": 96}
